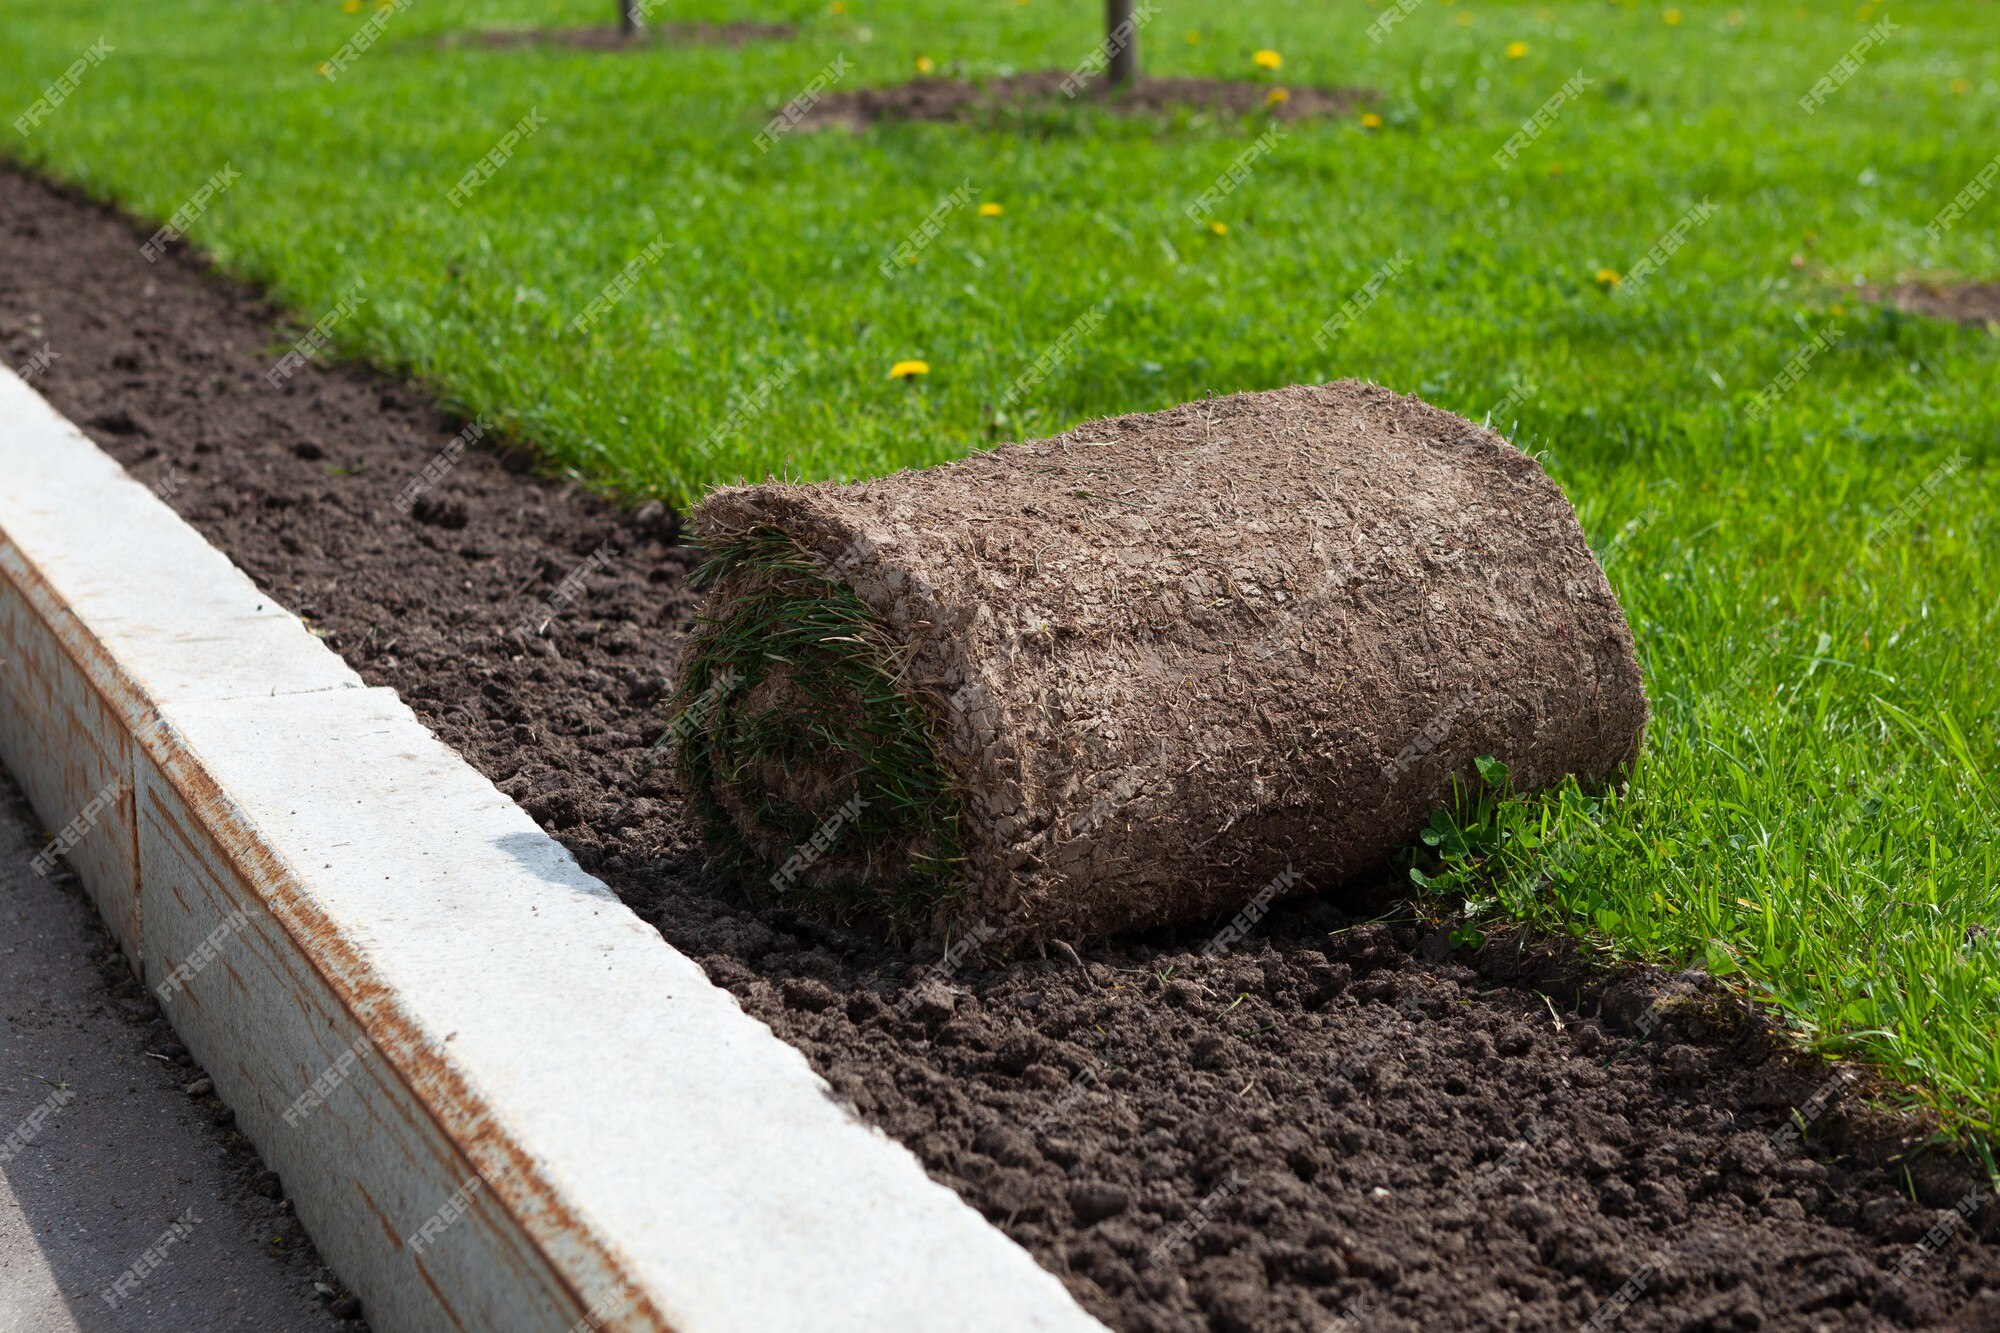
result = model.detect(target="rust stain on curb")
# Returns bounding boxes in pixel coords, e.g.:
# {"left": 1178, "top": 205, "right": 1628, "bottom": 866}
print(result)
{"left": 142, "top": 728, "right": 678, "bottom": 1333}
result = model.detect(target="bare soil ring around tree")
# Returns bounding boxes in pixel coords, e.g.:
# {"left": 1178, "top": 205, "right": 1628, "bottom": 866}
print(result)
{"left": 2, "top": 163, "right": 1995, "bottom": 1332}
{"left": 447, "top": 22, "right": 795, "bottom": 51}
{"left": 1873, "top": 282, "right": 2000, "bottom": 329}
{"left": 793, "top": 73, "right": 1370, "bottom": 132}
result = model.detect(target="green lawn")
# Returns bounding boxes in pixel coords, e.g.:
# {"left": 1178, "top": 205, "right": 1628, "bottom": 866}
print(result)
{"left": 3, "top": 0, "right": 1996, "bottom": 1137}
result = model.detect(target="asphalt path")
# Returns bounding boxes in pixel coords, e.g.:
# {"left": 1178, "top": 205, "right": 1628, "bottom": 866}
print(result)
{"left": 0, "top": 777, "right": 349, "bottom": 1332}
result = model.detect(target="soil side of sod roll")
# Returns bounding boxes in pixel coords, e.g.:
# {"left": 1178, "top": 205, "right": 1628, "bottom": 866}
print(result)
{"left": 679, "top": 385, "right": 1646, "bottom": 945}
{"left": 3, "top": 164, "right": 1994, "bottom": 1333}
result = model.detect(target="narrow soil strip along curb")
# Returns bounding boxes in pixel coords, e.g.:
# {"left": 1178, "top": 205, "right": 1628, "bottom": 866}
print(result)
{"left": 0, "top": 367, "right": 1104, "bottom": 1330}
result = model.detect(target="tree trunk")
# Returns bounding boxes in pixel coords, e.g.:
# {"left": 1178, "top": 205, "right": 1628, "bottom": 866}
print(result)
{"left": 618, "top": 0, "right": 642, "bottom": 39}
{"left": 1106, "top": 0, "right": 1137, "bottom": 87}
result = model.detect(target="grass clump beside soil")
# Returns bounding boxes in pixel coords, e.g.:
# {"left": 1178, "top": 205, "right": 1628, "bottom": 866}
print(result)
{"left": 669, "top": 530, "right": 964, "bottom": 924}
{"left": 0, "top": 0, "right": 1995, "bottom": 1136}
{"left": 1414, "top": 748, "right": 2000, "bottom": 1141}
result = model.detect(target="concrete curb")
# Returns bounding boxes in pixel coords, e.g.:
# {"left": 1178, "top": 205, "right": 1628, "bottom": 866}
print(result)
{"left": 0, "top": 365, "right": 1105, "bottom": 1333}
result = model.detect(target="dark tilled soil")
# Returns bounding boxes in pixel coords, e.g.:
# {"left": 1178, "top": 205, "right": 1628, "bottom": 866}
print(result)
{"left": 797, "top": 73, "right": 1370, "bottom": 130}
{"left": 1876, "top": 282, "right": 2000, "bottom": 329}
{"left": 450, "top": 21, "right": 794, "bottom": 50}
{"left": 3, "top": 162, "right": 1996, "bottom": 1332}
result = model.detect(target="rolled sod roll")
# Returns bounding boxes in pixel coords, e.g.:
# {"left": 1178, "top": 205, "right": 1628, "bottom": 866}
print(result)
{"left": 669, "top": 381, "right": 1645, "bottom": 946}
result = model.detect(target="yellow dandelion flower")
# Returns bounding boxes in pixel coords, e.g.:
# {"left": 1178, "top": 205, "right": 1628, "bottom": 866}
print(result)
{"left": 914, "top": 54, "right": 935, "bottom": 73}
{"left": 978, "top": 201, "right": 1003, "bottom": 217}
{"left": 1360, "top": 111, "right": 1384, "bottom": 129}
{"left": 889, "top": 360, "right": 929, "bottom": 379}
{"left": 1506, "top": 41, "right": 1529, "bottom": 58}
{"left": 829, "top": 0, "right": 845, "bottom": 11}
{"left": 1253, "top": 49, "right": 1283, "bottom": 70}
{"left": 1951, "top": 77, "right": 1971, "bottom": 94}
{"left": 1456, "top": 10, "right": 1473, "bottom": 24}
{"left": 1186, "top": 30, "right": 1202, "bottom": 44}
{"left": 315, "top": 60, "right": 333, "bottom": 76}
{"left": 1547, "top": 161, "right": 1563, "bottom": 175}
{"left": 1267, "top": 87, "right": 1290, "bottom": 104}
{"left": 341, "top": 0, "right": 361, "bottom": 11}
{"left": 1664, "top": 7, "right": 1683, "bottom": 24}
{"left": 1594, "top": 268, "right": 1623, "bottom": 287}
{"left": 1726, "top": 9, "right": 1745, "bottom": 24}
{"left": 1209, "top": 221, "right": 1228, "bottom": 235}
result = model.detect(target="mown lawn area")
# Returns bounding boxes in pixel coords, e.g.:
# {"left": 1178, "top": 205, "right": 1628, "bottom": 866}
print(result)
{"left": 3, "top": 0, "right": 1996, "bottom": 1137}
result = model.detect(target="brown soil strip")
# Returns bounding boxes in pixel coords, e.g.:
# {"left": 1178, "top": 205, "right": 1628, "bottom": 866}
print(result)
{"left": 451, "top": 22, "right": 793, "bottom": 51}
{"left": 3, "top": 163, "right": 1994, "bottom": 1332}
{"left": 1875, "top": 281, "right": 2000, "bottom": 328}
{"left": 797, "top": 73, "right": 1369, "bottom": 130}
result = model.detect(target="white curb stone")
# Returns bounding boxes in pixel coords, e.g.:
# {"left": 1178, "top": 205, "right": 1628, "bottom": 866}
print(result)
{"left": 0, "top": 365, "right": 1105, "bottom": 1333}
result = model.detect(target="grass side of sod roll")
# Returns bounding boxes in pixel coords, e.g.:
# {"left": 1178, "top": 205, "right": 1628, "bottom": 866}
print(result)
{"left": 1, "top": 0, "right": 1995, "bottom": 1137}
{"left": 671, "top": 529, "right": 965, "bottom": 924}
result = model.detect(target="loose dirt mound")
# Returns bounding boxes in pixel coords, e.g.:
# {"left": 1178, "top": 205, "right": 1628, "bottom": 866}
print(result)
{"left": 5, "top": 164, "right": 1993, "bottom": 1333}
{"left": 798, "top": 73, "right": 1368, "bottom": 129}
{"left": 453, "top": 22, "right": 793, "bottom": 51}
{"left": 1876, "top": 281, "right": 2000, "bottom": 328}
{"left": 681, "top": 387, "right": 1646, "bottom": 945}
